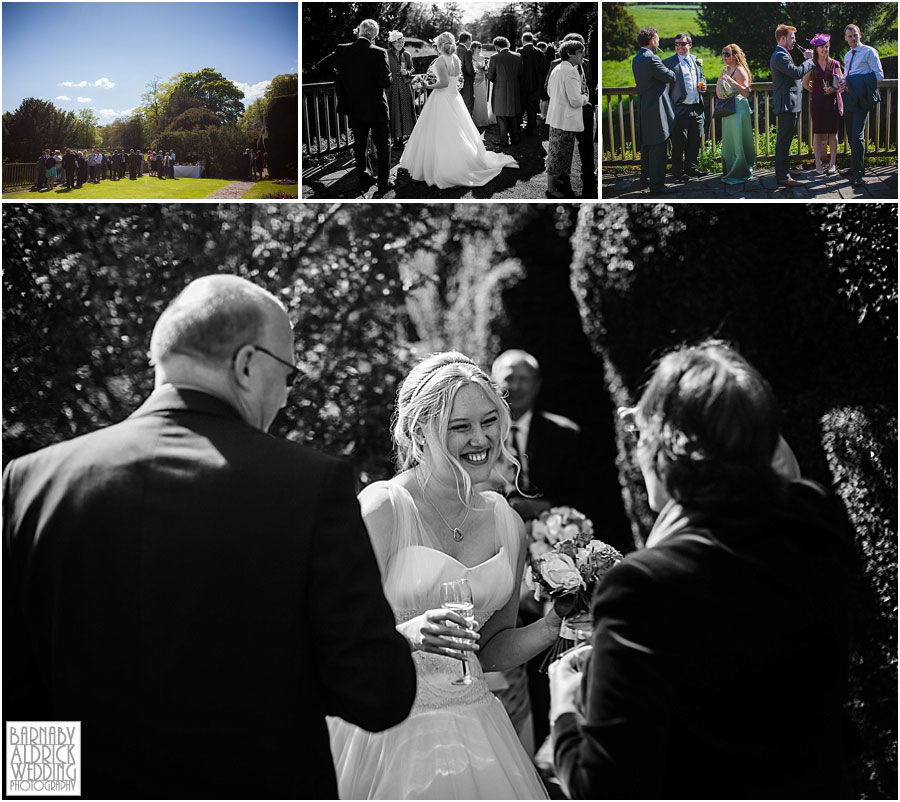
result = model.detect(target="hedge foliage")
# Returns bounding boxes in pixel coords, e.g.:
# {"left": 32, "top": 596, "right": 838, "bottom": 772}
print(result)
{"left": 569, "top": 203, "right": 897, "bottom": 799}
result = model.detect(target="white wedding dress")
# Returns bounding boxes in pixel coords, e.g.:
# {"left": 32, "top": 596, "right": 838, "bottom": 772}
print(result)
{"left": 399, "top": 54, "right": 517, "bottom": 189}
{"left": 327, "top": 481, "right": 548, "bottom": 800}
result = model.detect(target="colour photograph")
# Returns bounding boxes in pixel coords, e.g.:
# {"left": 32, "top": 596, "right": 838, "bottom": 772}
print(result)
{"left": 2, "top": 2, "right": 299, "bottom": 199}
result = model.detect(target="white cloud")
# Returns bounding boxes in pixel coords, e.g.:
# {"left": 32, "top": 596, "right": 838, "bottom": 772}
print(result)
{"left": 60, "top": 80, "right": 88, "bottom": 87}
{"left": 94, "top": 77, "right": 116, "bottom": 89}
{"left": 234, "top": 79, "right": 270, "bottom": 103}
{"left": 98, "top": 108, "right": 117, "bottom": 117}
{"left": 77, "top": 97, "right": 92, "bottom": 103}
{"left": 56, "top": 95, "right": 71, "bottom": 101}
{"left": 120, "top": 107, "right": 137, "bottom": 116}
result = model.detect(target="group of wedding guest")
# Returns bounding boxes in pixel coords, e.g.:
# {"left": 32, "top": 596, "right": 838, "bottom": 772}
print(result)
{"left": 241, "top": 148, "right": 267, "bottom": 180}
{"left": 631, "top": 23, "right": 883, "bottom": 194}
{"left": 32, "top": 148, "right": 196, "bottom": 191}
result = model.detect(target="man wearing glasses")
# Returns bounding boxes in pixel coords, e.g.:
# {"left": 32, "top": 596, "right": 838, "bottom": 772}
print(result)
{"left": 3, "top": 274, "right": 415, "bottom": 799}
{"left": 663, "top": 33, "right": 709, "bottom": 182}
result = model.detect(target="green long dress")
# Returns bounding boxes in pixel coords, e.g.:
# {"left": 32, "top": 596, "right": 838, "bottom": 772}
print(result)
{"left": 719, "top": 84, "right": 754, "bottom": 184}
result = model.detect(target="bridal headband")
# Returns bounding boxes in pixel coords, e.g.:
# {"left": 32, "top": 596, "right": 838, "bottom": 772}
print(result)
{"left": 410, "top": 356, "right": 478, "bottom": 399}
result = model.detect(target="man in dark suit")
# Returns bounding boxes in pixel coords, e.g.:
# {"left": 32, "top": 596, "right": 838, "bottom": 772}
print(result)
{"left": 3, "top": 274, "right": 416, "bottom": 800}
{"left": 330, "top": 18, "right": 393, "bottom": 194}
{"left": 519, "top": 32, "right": 544, "bottom": 135}
{"left": 632, "top": 27, "right": 676, "bottom": 195}
{"left": 770, "top": 24, "right": 813, "bottom": 187}
{"left": 490, "top": 349, "right": 598, "bottom": 753}
{"left": 839, "top": 23, "right": 884, "bottom": 187}
{"left": 488, "top": 37, "right": 523, "bottom": 148}
{"left": 457, "top": 31, "right": 475, "bottom": 115}
{"left": 544, "top": 32, "right": 598, "bottom": 196}
{"left": 127, "top": 149, "right": 137, "bottom": 179}
{"left": 550, "top": 341, "right": 854, "bottom": 800}
{"left": 62, "top": 148, "right": 77, "bottom": 190}
{"left": 662, "top": 33, "right": 709, "bottom": 182}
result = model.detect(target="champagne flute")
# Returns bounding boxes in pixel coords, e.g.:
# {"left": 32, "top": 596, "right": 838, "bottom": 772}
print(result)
{"left": 440, "top": 578, "right": 475, "bottom": 686}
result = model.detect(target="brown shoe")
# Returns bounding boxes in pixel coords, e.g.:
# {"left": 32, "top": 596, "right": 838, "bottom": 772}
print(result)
{"left": 788, "top": 169, "right": 804, "bottom": 178}
{"left": 777, "top": 178, "right": 802, "bottom": 187}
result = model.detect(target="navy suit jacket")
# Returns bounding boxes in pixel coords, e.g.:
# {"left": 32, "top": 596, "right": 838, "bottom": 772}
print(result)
{"left": 3, "top": 386, "right": 415, "bottom": 799}
{"left": 770, "top": 46, "right": 813, "bottom": 113}
{"left": 632, "top": 47, "right": 675, "bottom": 145}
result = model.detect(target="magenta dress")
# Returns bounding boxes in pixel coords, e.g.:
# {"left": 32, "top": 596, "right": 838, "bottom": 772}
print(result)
{"left": 809, "top": 58, "right": 843, "bottom": 134}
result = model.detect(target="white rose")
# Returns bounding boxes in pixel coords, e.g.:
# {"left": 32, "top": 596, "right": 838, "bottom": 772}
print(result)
{"left": 538, "top": 553, "right": 585, "bottom": 591}
{"left": 531, "top": 519, "right": 550, "bottom": 542}
{"left": 529, "top": 540, "right": 552, "bottom": 559}
{"left": 560, "top": 523, "right": 580, "bottom": 541}
{"left": 545, "top": 513, "right": 564, "bottom": 543}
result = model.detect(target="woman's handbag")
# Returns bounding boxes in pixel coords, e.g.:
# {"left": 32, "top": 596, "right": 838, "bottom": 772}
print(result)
{"left": 713, "top": 96, "right": 736, "bottom": 119}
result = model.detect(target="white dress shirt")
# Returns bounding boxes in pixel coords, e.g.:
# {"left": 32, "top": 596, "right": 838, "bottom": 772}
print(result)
{"left": 843, "top": 43, "right": 884, "bottom": 81}
{"left": 678, "top": 56, "right": 699, "bottom": 104}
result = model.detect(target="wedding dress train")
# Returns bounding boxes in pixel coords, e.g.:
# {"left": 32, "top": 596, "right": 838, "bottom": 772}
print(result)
{"left": 327, "top": 482, "right": 548, "bottom": 800}
{"left": 399, "top": 54, "right": 517, "bottom": 189}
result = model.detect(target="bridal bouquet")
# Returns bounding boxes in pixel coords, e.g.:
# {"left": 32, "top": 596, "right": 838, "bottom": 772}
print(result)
{"left": 524, "top": 507, "right": 623, "bottom": 662}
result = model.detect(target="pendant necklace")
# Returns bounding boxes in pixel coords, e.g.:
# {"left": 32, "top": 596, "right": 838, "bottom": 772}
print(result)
{"left": 416, "top": 469, "right": 471, "bottom": 542}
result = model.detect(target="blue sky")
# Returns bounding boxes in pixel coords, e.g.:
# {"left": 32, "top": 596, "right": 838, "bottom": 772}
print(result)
{"left": 2, "top": 2, "right": 298, "bottom": 118}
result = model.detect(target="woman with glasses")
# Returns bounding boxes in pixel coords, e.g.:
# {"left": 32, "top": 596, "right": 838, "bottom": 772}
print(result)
{"left": 802, "top": 33, "right": 843, "bottom": 175}
{"left": 716, "top": 43, "right": 755, "bottom": 184}
{"left": 386, "top": 30, "right": 416, "bottom": 149}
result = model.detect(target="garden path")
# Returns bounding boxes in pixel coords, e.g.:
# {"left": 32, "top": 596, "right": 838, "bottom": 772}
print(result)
{"left": 205, "top": 181, "right": 256, "bottom": 199}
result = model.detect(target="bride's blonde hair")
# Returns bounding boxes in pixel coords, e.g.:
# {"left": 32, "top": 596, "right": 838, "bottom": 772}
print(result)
{"left": 436, "top": 31, "right": 456, "bottom": 55}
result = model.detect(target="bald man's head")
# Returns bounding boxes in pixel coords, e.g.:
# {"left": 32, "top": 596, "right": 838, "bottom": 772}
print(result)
{"left": 150, "top": 274, "right": 283, "bottom": 367}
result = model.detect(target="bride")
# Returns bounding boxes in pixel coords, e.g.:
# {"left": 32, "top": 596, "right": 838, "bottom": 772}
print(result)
{"left": 400, "top": 32, "right": 517, "bottom": 189}
{"left": 328, "top": 351, "right": 558, "bottom": 799}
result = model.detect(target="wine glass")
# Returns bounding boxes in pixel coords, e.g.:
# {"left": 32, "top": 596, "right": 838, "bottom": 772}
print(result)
{"left": 440, "top": 578, "right": 475, "bottom": 686}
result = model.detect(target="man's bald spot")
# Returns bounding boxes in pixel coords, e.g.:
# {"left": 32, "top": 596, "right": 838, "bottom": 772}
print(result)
{"left": 150, "top": 274, "right": 286, "bottom": 365}
{"left": 491, "top": 349, "right": 541, "bottom": 379}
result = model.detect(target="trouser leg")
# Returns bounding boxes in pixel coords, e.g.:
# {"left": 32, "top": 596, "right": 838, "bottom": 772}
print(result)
{"left": 775, "top": 112, "right": 798, "bottom": 179}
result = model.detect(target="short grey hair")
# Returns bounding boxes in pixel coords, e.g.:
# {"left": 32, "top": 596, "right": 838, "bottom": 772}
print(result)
{"left": 150, "top": 274, "right": 282, "bottom": 365}
{"left": 358, "top": 19, "right": 379, "bottom": 40}
{"left": 491, "top": 349, "right": 541, "bottom": 378}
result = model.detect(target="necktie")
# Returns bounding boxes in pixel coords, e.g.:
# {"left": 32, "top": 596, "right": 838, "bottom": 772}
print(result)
{"left": 846, "top": 49, "right": 855, "bottom": 75}
{"left": 509, "top": 424, "right": 528, "bottom": 490}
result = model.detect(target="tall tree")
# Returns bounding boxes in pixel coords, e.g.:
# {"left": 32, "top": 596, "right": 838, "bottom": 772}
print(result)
{"left": 170, "top": 68, "right": 245, "bottom": 125}
{"left": 73, "top": 108, "right": 101, "bottom": 149}
{"left": 1, "top": 98, "right": 78, "bottom": 162}
{"left": 264, "top": 73, "right": 299, "bottom": 100}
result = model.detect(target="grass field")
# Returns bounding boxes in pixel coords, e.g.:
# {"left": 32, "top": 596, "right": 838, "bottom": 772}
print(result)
{"left": 3, "top": 177, "right": 235, "bottom": 200}
{"left": 241, "top": 179, "right": 299, "bottom": 199}
{"left": 624, "top": 3, "right": 701, "bottom": 38}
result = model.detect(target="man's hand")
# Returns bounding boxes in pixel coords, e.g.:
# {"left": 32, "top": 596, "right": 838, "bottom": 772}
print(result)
{"left": 549, "top": 644, "right": 592, "bottom": 725}
{"left": 802, "top": 49, "right": 813, "bottom": 60}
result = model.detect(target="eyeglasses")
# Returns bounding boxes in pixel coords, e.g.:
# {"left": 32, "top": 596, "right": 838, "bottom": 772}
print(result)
{"left": 722, "top": 51, "right": 733, "bottom": 57}
{"left": 675, "top": 41, "right": 689, "bottom": 47}
{"left": 235, "top": 344, "right": 301, "bottom": 387}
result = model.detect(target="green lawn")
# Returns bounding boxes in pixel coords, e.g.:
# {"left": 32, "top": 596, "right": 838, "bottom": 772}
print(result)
{"left": 241, "top": 179, "right": 298, "bottom": 199}
{"left": 624, "top": 2, "right": 701, "bottom": 38}
{"left": 3, "top": 177, "right": 235, "bottom": 200}
{"left": 604, "top": 45, "right": 722, "bottom": 88}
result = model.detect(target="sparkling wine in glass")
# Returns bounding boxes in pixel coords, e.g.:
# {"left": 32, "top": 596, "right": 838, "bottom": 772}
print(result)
{"left": 440, "top": 578, "right": 475, "bottom": 686}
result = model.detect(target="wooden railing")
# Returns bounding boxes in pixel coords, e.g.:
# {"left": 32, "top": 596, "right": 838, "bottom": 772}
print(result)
{"left": 302, "top": 81, "right": 429, "bottom": 157}
{"left": 602, "top": 79, "right": 897, "bottom": 164}
{"left": 3, "top": 163, "right": 38, "bottom": 191}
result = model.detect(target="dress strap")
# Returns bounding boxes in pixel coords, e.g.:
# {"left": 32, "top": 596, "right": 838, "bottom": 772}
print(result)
{"left": 484, "top": 491, "right": 521, "bottom": 573}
